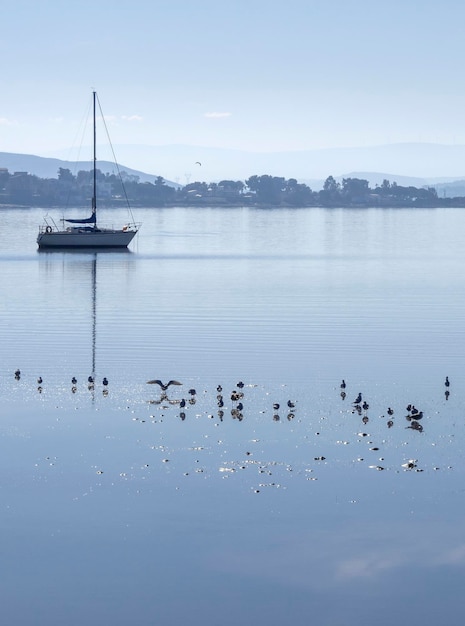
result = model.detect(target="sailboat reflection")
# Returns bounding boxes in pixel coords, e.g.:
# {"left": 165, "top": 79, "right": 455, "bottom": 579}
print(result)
{"left": 38, "top": 248, "right": 132, "bottom": 399}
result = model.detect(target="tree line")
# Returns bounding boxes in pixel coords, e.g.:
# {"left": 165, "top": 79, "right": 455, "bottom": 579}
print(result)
{"left": 0, "top": 167, "right": 463, "bottom": 208}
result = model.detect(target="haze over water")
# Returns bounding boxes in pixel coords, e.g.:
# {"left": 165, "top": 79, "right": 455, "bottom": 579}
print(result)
{"left": 1, "top": 205, "right": 465, "bottom": 625}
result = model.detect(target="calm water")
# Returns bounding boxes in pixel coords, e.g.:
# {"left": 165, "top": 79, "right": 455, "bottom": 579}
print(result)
{"left": 1, "top": 206, "right": 465, "bottom": 625}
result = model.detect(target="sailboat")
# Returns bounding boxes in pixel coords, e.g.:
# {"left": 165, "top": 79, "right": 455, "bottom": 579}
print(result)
{"left": 37, "top": 92, "right": 140, "bottom": 249}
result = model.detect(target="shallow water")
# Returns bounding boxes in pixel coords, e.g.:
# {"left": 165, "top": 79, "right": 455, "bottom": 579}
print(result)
{"left": 1, "top": 206, "right": 465, "bottom": 625}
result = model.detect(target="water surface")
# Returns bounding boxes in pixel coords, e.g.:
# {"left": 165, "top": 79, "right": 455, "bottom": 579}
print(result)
{"left": 1, "top": 206, "right": 465, "bottom": 625}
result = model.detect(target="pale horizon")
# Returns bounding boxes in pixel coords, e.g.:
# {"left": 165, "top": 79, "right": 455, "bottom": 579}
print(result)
{"left": 2, "top": 0, "right": 465, "bottom": 178}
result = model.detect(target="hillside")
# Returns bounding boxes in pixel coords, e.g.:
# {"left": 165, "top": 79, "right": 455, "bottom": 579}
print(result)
{"left": 0, "top": 151, "right": 167, "bottom": 186}
{"left": 3, "top": 142, "right": 465, "bottom": 197}
{"left": 46, "top": 142, "right": 465, "bottom": 187}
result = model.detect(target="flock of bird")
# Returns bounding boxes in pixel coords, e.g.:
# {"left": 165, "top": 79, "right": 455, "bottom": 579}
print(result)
{"left": 11, "top": 371, "right": 299, "bottom": 422}
{"left": 11, "top": 369, "right": 453, "bottom": 434}
{"left": 146, "top": 379, "right": 259, "bottom": 422}
{"left": 339, "top": 376, "right": 453, "bottom": 434}
{"left": 8, "top": 370, "right": 460, "bottom": 485}
{"left": 14, "top": 369, "right": 110, "bottom": 395}
{"left": 132, "top": 376, "right": 455, "bottom": 478}
{"left": 144, "top": 377, "right": 450, "bottom": 433}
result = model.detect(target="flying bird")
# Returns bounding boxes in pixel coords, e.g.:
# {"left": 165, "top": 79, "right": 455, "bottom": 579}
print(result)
{"left": 195, "top": 161, "right": 201, "bottom": 166}
{"left": 146, "top": 379, "right": 182, "bottom": 391}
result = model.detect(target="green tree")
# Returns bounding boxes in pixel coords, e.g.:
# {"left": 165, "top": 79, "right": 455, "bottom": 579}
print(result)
{"left": 218, "top": 180, "right": 245, "bottom": 194}
{"left": 319, "top": 175, "right": 341, "bottom": 205}
{"left": 150, "top": 176, "right": 176, "bottom": 205}
{"left": 341, "top": 178, "right": 370, "bottom": 203}
{"left": 0, "top": 169, "right": 10, "bottom": 190}
{"left": 285, "top": 181, "right": 314, "bottom": 206}
{"left": 57, "top": 167, "right": 75, "bottom": 183}
{"left": 323, "top": 175, "right": 339, "bottom": 192}
{"left": 246, "top": 175, "right": 286, "bottom": 204}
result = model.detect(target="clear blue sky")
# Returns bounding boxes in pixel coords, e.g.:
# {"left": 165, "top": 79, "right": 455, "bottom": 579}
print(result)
{"left": 2, "top": 0, "right": 465, "bottom": 174}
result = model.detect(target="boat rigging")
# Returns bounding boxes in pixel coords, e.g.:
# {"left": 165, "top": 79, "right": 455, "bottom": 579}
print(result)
{"left": 37, "top": 91, "right": 141, "bottom": 249}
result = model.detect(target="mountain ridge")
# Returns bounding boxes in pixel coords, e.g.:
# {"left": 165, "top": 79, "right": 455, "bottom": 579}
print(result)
{"left": 3, "top": 142, "right": 465, "bottom": 196}
{"left": 0, "top": 151, "right": 163, "bottom": 185}
{"left": 44, "top": 141, "right": 465, "bottom": 184}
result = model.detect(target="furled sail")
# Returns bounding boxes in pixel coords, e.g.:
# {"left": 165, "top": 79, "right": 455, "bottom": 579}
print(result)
{"left": 66, "top": 213, "right": 96, "bottom": 224}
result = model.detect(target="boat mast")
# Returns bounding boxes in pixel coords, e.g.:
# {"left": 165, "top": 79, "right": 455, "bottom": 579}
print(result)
{"left": 92, "top": 90, "right": 97, "bottom": 227}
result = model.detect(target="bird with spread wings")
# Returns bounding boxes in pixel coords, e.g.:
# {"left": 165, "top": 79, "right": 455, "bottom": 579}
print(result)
{"left": 146, "top": 379, "right": 182, "bottom": 391}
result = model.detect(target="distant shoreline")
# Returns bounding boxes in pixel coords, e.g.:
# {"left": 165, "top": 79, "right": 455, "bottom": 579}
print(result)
{"left": 3, "top": 201, "right": 465, "bottom": 210}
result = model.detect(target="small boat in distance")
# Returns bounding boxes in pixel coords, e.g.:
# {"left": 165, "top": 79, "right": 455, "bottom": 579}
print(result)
{"left": 37, "top": 91, "right": 140, "bottom": 249}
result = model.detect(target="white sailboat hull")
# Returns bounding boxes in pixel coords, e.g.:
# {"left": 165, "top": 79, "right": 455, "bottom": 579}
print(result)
{"left": 37, "top": 227, "right": 138, "bottom": 249}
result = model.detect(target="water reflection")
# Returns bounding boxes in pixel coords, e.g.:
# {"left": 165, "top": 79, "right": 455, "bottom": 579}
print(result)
{"left": 32, "top": 249, "right": 136, "bottom": 387}
{"left": 2, "top": 207, "right": 465, "bottom": 624}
